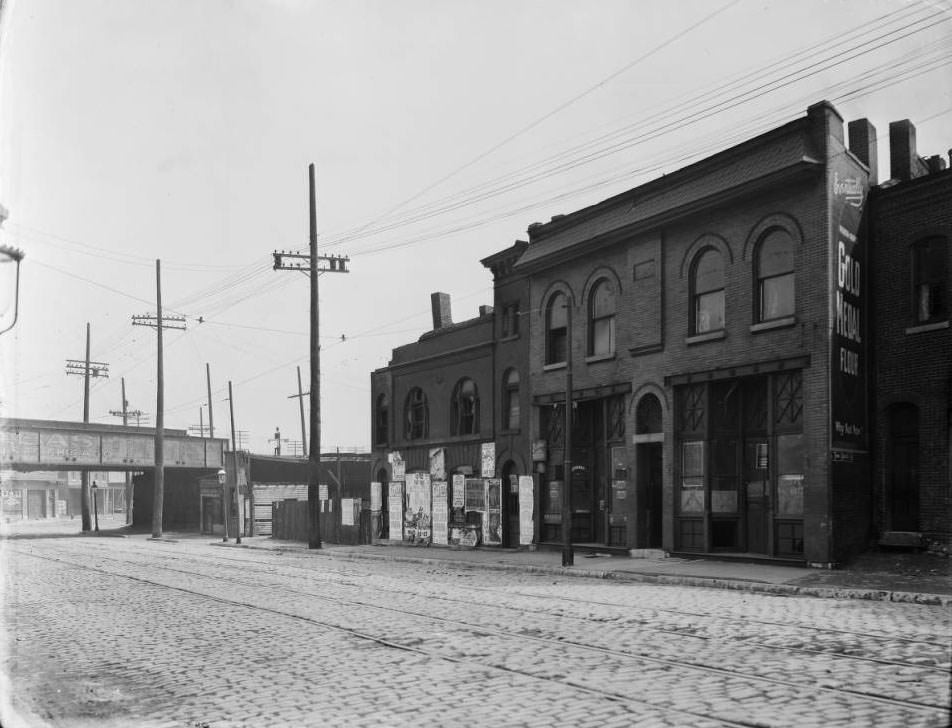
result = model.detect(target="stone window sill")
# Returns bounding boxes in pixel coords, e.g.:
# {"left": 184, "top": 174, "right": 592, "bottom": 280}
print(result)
{"left": 686, "top": 330, "right": 726, "bottom": 345}
{"left": 543, "top": 362, "right": 567, "bottom": 372}
{"left": 905, "top": 320, "right": 949, "bottom": 335}
{"left": 584, "top": 352, "right": 615, "bottom": 364}
{"left": 750, "top": 316, "right": 797, "bottom": 334}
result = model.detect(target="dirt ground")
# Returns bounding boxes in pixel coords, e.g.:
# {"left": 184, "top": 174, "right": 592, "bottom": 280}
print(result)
{"left": 793, "top": 549, "right": 952, "bottom": 595}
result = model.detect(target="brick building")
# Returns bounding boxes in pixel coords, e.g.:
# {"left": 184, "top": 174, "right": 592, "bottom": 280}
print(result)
{"left": 869, "top": 120, "right": 951, "bottom": 548}
{"left": 371, "top": 101, "right": 949, "bottom": 565}
{"left": 370, "top": 246, "right": 533, "bottom": 547}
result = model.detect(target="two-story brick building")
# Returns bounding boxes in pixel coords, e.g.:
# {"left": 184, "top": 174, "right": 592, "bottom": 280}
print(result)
{"left": 371, "top": 101, "right": 949, "bottom": 565}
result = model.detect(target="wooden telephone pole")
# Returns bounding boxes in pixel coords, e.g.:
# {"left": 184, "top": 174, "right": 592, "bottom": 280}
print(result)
{"left": 272, "top": 164, "right": 350, "bottom": 549}
{"left": 65, "top": 323, "right": 109, "bottom": 531}
{"left": 132, "top": 260, "right": 186, "bottom": 539}
{"left": 287, "top": 365, "right": 308, "bottom": 457}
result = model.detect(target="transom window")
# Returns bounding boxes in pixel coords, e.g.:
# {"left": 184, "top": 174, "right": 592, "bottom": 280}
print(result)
{"left": 451, "top": 378, "right": 479, "bottom": 436}
{"left": 757, "top": 229, "right": 795, "bottom": 321}
{"left": 545, "top": 292, "right": 569, "bottom": 364}
{"left": 404, "top": 387, "right": 429, "bottom": 440}
{"left": 692, "top": 248, "right": 725, "bottom": 334}
{"left": 912, "top": 238, "right": 947, "bottom": 324}
{"left": 503, "top": 369, "right": 520, "bottom": 431}
{"left": 589, "top": 279, "right": 616, "bottom": 356}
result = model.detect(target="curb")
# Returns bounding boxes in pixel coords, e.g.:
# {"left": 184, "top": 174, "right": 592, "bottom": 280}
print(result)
{"left": 213, "top": 541, "right": 952, "bottom": 607}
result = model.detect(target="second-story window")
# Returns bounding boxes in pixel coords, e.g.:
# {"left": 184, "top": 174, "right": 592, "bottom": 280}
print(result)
{"left": 692, "top": 248, "right": 725, "bottom": 334}
{"left": 503, "top": 369, "right": 520, "bottom": 430}
{"left": 451, "top": 378, "right": 479, "bottom": 435}
{"left": 375, "top": 393, "right": 389, "bottom": 445}
{"left": 589, "top": 279, "right": 616, "bottom": 355}
{"left": 756, "top": 228, "right": 795, "bottom": 321}
{"left": 501, "top": 303, "right": 519, "bottom": 337}
{"left": 546, "top": 292, "right": 568, "bottom": 364}
{"left": 404, "top": 387, "right": 429, "bottom": 440}
{"left": 912, "top": 238, "right": 947, "bottom": 324}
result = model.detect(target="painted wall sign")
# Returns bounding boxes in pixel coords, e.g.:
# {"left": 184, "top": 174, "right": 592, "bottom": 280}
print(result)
{"left": 830, "top": 163, "right": 869, "bottom": 451}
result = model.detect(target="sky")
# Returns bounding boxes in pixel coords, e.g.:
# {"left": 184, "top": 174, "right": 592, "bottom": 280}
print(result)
{"left": 0, "top": 0, "right": 950, "bottom": 455}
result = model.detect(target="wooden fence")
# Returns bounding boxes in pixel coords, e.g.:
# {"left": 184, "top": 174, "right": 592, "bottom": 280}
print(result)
{"left": 271, "top": 498, "right": 372, "bottom": 545}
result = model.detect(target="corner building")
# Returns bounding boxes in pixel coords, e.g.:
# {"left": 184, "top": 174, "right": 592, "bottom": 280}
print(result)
{"left": 517, "top": 102, "right": 874, "bottom": 565}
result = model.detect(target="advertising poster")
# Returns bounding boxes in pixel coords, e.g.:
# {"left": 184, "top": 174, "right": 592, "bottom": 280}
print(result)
{"left": 389, "top": 451, "right": 405, "bottom": 482}
{"left": 830, "top": 159, "right": 869, "bottom": 452}
{"left": 431, "top": 481, "right": 449, "bottom": 545}
{"left": 318, "top": 483, "right": 328, "bottom": 501}
{"left": 370, "top": 482, "right": 382, "bottom": 512}
{"left": 429, "top": 448, "right": 445, "bottom": 481}
{"left": 404, "top": 473, "right": 432, "bottom": 543}
{"left": 483, "top": 478, "right": 502, "bottom": 545}
{"left": 481, "top": 442, "right": 496, "bottom": 478}
{"left": 341, "top": 498, "right": 355, "bottom": 526}
{"left": 518, "top": 475, "right": 534, "bottom": 545}
{"left": 451, "top": 474, "right": 465, "bottom": 507}
{"left": 388, "top": 482, "right": 403, "bottom": 540}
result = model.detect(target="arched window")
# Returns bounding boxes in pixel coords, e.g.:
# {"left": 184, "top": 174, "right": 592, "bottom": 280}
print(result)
{"left": 636, "top": 393, "right": 663, "bottom": 434}
{"left": 503, "top": 369, "right": 520, "bottom": 431}
{"left": 756, "top": 229, "right": 795, "bottom": 321}
{"left": 375, "top": 394, "right": 389, "bottom": 445}
{"left": 692, "top": 248, "right": 725, "bottom": 334}
{"left": 912, "top": 238, "right": 947, "bottom": 324}
{"left": 451, "top": 378, "right": 479, "bottom": 435}
{"left": 404, "top": 387, "right": 429, "bottom": 440}
{"left": 545, "top": 292, "right": 568, "bottom": 364}
{"left": 589, "top": 279, "right": 616, "bottom": 355}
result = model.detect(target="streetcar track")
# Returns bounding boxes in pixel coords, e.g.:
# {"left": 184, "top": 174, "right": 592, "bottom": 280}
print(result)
{"left": 10, "top": 542, "right": 950, "bottom": 721}
{"left": 71, "top": 539, "right": 951, "bottom": 670}
{"left": 6, "top": 546, "right": 763, "bottom": 728}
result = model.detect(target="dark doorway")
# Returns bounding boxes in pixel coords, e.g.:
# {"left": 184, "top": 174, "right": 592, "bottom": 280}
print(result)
{"left": 638, "top": 443, "right": 663, "bottom": 548}
{"left": 501, "top": 461, "right": 519, "bottom": 547}
{"left": 888, "top": 403, "right": 919, "bottom": 531}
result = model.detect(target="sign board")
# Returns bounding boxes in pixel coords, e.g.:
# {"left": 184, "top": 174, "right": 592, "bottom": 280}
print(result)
{"left": 531, "top": 439, "right": 547, "bottom": 462}
{"left": 404, "top": 473, "right": 431, "bottom": 543}
{"left": 431, "top": 481, "right": 448, "bottom": 545}
{"left": 391, "top": 452, "right": 405, "bottom": 482}
{"left": 341, "top": 498, "right": 355, "bottom": 526}
{"left": 429, "top": 448, "right": 445, "bottom": 481}
{"left": 319, "top": 483, "right": 329, "bottom": 501}
{"left": 370, "top": 482, "right": 382, "bottom": 512}
{"left": 518, "top": 475, "right": 534, "bottom": 545}
{"left": 388, "top": 482, "right": 403, "bottom": 540}
{"left": 451, "top": 474, "right": 465, "bottom": 507}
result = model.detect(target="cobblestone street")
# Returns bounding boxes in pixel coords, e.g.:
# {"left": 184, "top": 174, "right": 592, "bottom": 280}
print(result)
{"left": 2, "top": 535, "right": 950, "bottom": 728}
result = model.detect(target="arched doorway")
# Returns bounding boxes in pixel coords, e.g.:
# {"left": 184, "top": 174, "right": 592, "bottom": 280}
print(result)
{"left": 635, "top": 393, "right": 664, "bottom": 549}
{"left": 887, "top": 403, "right": 919, "bottom": 532}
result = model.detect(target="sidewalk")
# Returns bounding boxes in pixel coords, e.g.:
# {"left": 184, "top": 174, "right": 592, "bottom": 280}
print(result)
{"left": 4, "top": 518, "right": 949, "bottom": 605}
{"left": 220, "top": 535, "right": 952, "bottom": 607}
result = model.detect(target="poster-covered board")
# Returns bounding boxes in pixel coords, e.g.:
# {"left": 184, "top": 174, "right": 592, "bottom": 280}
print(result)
{"left": 389, "top": 451, "right": 405, "bottom": 482}
{"left": 518, "top": 475, "right": 534, "bottom": 545}
{"left": 431, "top": 481, "right": 448, "bottom": 545}
{"left": 388, "top": 482, "right": 403, "bottom": 540}
{"left": 451, "top": 474, "right": 465, "bottom": 507}
{"left": 341, "top": 498, "right": 355, "bottom": 526}
{"left": 370, "top": 482, "right": 382, "bottom": 512}
{"left": 404, "top": 472, "right": 431, "bottom": 543}
{"left": 483, "top": 478, "right": 502, "bottom": 545}
{"left": 429, "top": 448, "right": 445, "bottom": 481}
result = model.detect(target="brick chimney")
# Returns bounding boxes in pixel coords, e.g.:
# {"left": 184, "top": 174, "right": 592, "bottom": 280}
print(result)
{"left": 848, "top": 118, "right": 878, "bottom": 185}
{"left": 889, "top": 120, "right": 930, "bottom": 181}
{"left": 431, "top": 292, "right": 452, "bottom": 330}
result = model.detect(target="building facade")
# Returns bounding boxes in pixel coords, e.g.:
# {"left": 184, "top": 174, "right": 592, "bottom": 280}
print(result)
{"left": 370, "top": 101, "right": 950, "bottom": 564}
{"left": 869, "top": 120, "right": 951, "bottom": 549}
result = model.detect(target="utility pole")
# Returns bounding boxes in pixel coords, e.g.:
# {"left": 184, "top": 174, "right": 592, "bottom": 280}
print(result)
{"left": 205, "top": 363, "right": 215, "bottom": 439}
{"left": 287, "top": 365, "right": 308, "bottom": 457}
{"left": 107, "top": 377, "right": 141, "bottom": 525}
{"left": 132, "top": 260, "right": 186, "bottom": 539}
{"left": 562, "top": 298, "right": 574, "bottom": 567}
{"left": 65, "top": 322, "right": 109, "bottom": 531}
{"left": 227, "top": 380, "right": 241, "bottom": 544}
{"left": 272, "top": 163, "right": 351, "bottom": 549}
